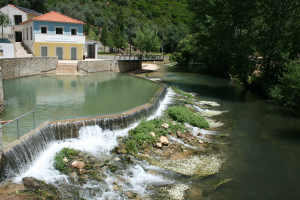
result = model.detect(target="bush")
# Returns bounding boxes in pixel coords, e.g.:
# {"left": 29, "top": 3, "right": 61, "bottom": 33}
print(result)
{"left": 269, "top": 62, "right": 300, "bottom": 109}
{"left": 166, "top": 106, "right": 210, "bottom": 129}
{"left": 53, "top": 148, "right": 77, "bottom": 172}
{"left": 126, "top": 118, "right": 187, "bottom": 152}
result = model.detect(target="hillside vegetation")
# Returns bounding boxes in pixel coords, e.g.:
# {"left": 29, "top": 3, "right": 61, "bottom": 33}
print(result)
{"left": 1, "top": 0, "right": 191, "bottom": 53}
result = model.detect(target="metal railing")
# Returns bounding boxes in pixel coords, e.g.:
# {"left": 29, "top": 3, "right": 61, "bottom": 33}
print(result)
{"left": 2, "top": 111, "right": 35, "bottom": 139}
{"left": 114, "top": 55, "right": 164, "bottom": 61}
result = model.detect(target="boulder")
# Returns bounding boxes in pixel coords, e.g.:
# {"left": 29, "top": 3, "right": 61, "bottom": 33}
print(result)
{"left": 161, "top": 123, "right": 169, "bottom": 129}
{"left": 22, "top": 177, "right": 41, "bottom": 190}
{"left": 156, "top": 142, "right": 162, "bottom": 148}
{"left": 71, "top": 160, "right": 85, "bottom": 169}
{"left": 160, "top": 136, "right": 169, "bottom": 145}
{"left": 150, "top": 132, "right": 156, "bottom": 137}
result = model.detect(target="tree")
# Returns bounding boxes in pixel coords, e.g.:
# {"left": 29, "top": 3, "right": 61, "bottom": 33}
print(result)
{"left": 100, "top": 21, "right": 110, "bottom": 53}
{"left": 112, "top": 25, "right": 125, "bottom": 52}
{"left": 133, "top": 26, "right": 161, "bottom": 53}
{"left": 0, "top": 11, "right": 10, "bottom": 28}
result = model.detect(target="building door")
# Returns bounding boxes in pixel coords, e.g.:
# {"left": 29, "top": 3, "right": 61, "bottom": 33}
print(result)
{"left": 88, "top": 44, "right": 95, "bottom": 58}
{"left": 15, "top": 31, "right": 22, "bottom": 42}
{"left": 71, "top": 47, "right": 77, "bottom": 60}
{"left": 56, "top": 47, "right": 63, "bottom": 60}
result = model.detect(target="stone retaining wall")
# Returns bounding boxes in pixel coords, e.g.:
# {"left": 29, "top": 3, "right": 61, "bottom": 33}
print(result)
{"left": 78, "top": 60, "right": 142, "bottom": 73}
{"left": 0, "top": 57, "right": 58, "bottom": 80}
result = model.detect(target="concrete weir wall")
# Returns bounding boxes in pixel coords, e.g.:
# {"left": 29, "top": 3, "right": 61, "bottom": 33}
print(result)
{"left": 1, "top": 83, "right": 167, "bottom": 180}
{"left": 78, "top": 60, "right": 142, "bottom": 73}
{"left": 0, "top": 57, "right": 58, "bottom": 80}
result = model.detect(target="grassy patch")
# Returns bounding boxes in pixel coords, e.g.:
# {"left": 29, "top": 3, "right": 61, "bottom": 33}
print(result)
{"left": 166, "top": 106, "right": 210, "bottom": 129}
{"left": 171, "top": 85, "right": 193, "bottom": 99}
{"left": 53, "top": 148, "right": 77, "bottom": 172}
{"left": 126, "top": 118, "right": 187, "bottom": 153}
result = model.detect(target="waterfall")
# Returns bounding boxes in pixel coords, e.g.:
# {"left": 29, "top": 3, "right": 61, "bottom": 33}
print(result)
{"left": 0, "top": 85, "right": 168, "bottom": 182}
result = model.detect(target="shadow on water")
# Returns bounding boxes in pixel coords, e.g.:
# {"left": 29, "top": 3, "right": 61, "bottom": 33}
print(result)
{"left": 277, "top": 129, "right": 300, "bottom": 141}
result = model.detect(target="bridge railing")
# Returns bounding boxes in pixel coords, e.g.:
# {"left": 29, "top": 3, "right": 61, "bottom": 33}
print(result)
{"left": 114, "top": 55, "right": 164, "bottom": 61}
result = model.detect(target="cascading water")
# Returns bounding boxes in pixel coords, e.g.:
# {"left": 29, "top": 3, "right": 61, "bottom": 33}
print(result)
{"left": 7, "top": 88, "right": 175, "bottom": 199}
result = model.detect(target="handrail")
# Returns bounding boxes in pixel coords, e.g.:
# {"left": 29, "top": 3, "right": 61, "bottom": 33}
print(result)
{"left": 2, "top": 111, "right": 35, "bottom": 139}
{"left": 114, "top": 55, "right": 164, "bottom": 61}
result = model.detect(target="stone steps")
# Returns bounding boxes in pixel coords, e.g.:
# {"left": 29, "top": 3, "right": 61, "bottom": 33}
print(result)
{"left": 56, "top": 64, "right": 81, "bottom": 75}
{"left": 15, "top": 42, "right": 33, "bottom": 58}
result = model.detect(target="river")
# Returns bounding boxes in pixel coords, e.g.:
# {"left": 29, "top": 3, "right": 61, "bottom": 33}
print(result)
{"left": 157, "top": 64, "right": 300, "bottom": 200}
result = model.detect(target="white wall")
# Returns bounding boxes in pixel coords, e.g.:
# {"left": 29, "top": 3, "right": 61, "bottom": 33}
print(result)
{"left": 22, "top": 21, "right": 34, "bottom": 53}
{"left": 0, "top": 5, "right": 27, "bottom": 35}
{"left": 0, "top": 43, "right": 14, "bottom": 58}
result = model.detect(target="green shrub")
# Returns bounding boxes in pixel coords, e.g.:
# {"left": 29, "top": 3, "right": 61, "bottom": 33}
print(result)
{"left": 53, "top": 148, "right": 77, "bottom": 172}
{"left": 166, "top": 106, "right": 210, "bottom": 129}
{"left": 171, "top": 85, "right": 193, "bottom": 98}
{"left": 126, "top": 118, "right": 187, "bottom": 152}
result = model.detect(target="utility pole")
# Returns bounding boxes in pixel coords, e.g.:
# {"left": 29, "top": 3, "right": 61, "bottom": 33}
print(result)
{"left": 129, "top": 13, "right": 132, "bottom": 57}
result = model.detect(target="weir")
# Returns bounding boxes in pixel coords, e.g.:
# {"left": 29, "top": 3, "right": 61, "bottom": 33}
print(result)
{"left": 0, "top": 84, "right": 167, "bottom": 182}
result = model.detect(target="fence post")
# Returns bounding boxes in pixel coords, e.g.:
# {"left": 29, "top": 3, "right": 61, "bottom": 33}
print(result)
{"left": 33, "top": 111, "right": 35, "bottom": 129}
{"left": 17, "top": 119, "right": 20, "bottom": 139}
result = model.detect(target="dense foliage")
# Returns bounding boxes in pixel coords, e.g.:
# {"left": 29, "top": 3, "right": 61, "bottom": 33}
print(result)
{"left": 53, "top": 148, "right": 77, "bottom": 172}
{"left": 1, "top": 0, "right": 191, "bottom": 53}
{"left": 185, "top": 0, "right": 300, "bottom": 109}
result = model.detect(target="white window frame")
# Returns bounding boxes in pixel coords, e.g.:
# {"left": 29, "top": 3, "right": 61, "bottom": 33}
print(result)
{"left": 70, "top": 46, "right": 78, "bottom": 60}
{"left": 55, "top": 26, "right": 64, "bottom": 35}
{"left": 55, "top": 46, "right": 64, "bottom": 60}
{"left": 40, "top": 45, "right": 49, "bottom": 57}
{"left": 70, "top": 27, "right": 78, "bottom": 35}
{"left": 40, "top": 25, "right": 48, "bottom": 34}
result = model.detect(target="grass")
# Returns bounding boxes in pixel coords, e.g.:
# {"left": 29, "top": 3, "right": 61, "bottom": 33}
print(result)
{"left": 171, "top": 85, "right": 193, "bottom": 99}
{"left": 126, "top": 118, "right": 187, "bottom": 153}
{"left": 166, "top": 106, "right": 210, "bottom": 129}
{"left": 53, "top": 148, "right": 77, "bottom": 172}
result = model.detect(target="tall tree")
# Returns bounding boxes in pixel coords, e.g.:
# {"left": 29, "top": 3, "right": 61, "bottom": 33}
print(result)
{"left": 100, "top": 21, "right": 110, "bottom": 53}
{"left": 133, "top": 26, "right": 161, "bottom": 53}
{"left": 112, "top": 25, "right": 125, "bottom": 52}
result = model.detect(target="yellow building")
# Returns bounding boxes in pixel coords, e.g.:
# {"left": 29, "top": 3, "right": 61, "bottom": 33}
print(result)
{"left": 20, "top": 11, "right": 86, "bottom": 60}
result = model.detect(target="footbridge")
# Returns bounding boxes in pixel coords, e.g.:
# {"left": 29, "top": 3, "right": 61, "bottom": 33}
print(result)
{"left": 114, "top": 55, "right": 164, "bottom": 61}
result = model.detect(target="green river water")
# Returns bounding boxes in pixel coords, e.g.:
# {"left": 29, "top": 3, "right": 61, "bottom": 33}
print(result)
{"left": 0, "top": 72, "right": 161, "bottom": 145}
{"left": 158, "top": 65, "right": 300, "bottom": 200}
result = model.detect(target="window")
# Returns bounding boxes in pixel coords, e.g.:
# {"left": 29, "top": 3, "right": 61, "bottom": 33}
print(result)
{"left": 14, "top": 15, "right": 22, "bottom": 25}
{"left": 41, "top": 46, "right": 48, "bottom": 56}
{"left": 56, "top": 27, "right": 63, "bottom": 34}
{"left": 30, "top": 27, "right": 33, "bottom": 40}
{"left": 26, "top": 28, "right": 28, "bottom": 40}
{"left": 23, "top": 29, "right": 25, "bottom": 40}
{"left": 41, "top": 26, "right": 47, "bottom": 34}
{"left": 71, "top": 28, "right": 77, "bottom": 35}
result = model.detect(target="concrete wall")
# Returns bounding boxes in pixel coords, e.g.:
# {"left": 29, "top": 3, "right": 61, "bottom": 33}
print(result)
{"left": 0, "top": 57, "right": 58, "bottom": 80}
{"left": 78, "top": 60, "right": 142, "bottom": 73}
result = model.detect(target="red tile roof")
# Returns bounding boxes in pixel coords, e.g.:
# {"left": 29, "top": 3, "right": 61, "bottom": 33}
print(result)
{"left": 20, "top": 11, "right": 86, "bottom": 25}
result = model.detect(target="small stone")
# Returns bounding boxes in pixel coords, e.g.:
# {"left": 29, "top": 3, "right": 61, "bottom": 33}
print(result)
{"left": 172, "top": 121, "right": 177, "bottom": 125}
{"left": 114, "top": 157, "right": 121, "bottom": 161}
{"left": 199, "top": 139, "right": 204, "bottom": 144}
{"left": 198, "top": 132, "right": 202, "bottom": 136}
{"left": 189, "top": 132, "right": 193, "bottom": 136}
{"left": 161, "top": 123, "right": 169, "bottom": 129}
{"left": 150, "top": 132, "right": 156, "bottom": 137}
{"left": 71, "top": 160, "right": 85, "bottom": 169}
{"left": 113, "top": 181, "right": 117, "bottom": 185}
{"left": 78, "top": 169, "right": 86, "bottom": 174}
{"left": 160, "top": 136, "right": 169, "bottom": 145}
{"left": 176, "top": 130, "right": 182, "bottom": 138}
{"left": 63, "top": 157, "right": 68, "bottom": 162}
{"left": 156, "top": 142, "right": 162, "bottom": 148}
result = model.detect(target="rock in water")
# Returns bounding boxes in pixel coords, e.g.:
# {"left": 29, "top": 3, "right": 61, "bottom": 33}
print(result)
{"left": 78, "top": 169, "right": 86, "bottom": 174}
{"left": 156, "top": 142, "right": 162, "bottom": 148}
{"left": 160, "top": 136, "right": 169, "bottom": 145}
{"left": 71, "top": 160, "right": 85, "bottom": 169}
{"left": 150, "top": 132, "right": 156, "bottom": 137}
{"left": 22, "top": 177, "right": 41, "bottom": 190}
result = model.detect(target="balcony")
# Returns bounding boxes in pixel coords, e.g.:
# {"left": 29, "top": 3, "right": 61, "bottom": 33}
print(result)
{"left": 35, "top": 33, "right": 85, "bottom": 44}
